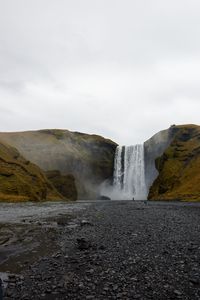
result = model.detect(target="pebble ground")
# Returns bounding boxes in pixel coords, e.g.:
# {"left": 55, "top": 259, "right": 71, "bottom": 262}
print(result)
{"left": 2, "top": 201, "right": 200, "bottom": 300}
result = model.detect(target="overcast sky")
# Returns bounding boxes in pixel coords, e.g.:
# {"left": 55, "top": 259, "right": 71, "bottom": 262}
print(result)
{"left": 0, "top": 0, "right": 200, "bottom": 144}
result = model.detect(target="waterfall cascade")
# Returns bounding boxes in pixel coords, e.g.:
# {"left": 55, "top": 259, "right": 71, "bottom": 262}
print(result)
{"left": 113, "top": 144, "right": 147, "bottom": 200}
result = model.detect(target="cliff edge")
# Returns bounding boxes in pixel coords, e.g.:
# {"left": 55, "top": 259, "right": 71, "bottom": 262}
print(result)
{"left": 148, "top": 124, "right": 200, "bottom": 201}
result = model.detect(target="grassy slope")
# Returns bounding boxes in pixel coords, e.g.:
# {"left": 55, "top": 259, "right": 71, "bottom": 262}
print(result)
{"left": 149, "top": 125, "right": 200, "bottom": 201}
{"left": 0, "top": 141, "right": 63, "bottom": 202}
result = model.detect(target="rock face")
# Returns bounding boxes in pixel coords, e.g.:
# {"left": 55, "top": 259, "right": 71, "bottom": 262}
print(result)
{"left": 0, "top": 141, "right": 63, "bottom": 202}
{"left": 148, "top": 125, "right": 200, "bottom": 201}
{"left": 45, "top": 170, "right": 77, "bottom": 201}
{"left": 144, "top": 126, "right": 175, "bottom": 193}
{"left": 0, "top": 129, "right": 117, "bottom": 199}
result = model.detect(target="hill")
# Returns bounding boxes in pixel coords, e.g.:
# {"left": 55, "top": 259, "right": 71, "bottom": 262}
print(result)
{"left": 0, "top": 129, "right": 117, "bottom": 199}
{"left": 148, "top": 125, "right": 200, "bottom": 201}
{"left": 0, "top": 140, "right": 63, "bottom": 202}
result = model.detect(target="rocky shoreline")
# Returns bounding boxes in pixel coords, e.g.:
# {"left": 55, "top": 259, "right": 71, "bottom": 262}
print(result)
{"left": 0, "top": 201, "right": 200, "bottom": 299}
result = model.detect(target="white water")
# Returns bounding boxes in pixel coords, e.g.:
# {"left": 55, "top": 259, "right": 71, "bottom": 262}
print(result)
{"left": 113, "top": 144, "right": 147, "bottom": 200}
{"left": 113, "top": 146, "right": 123, "bottom": 190}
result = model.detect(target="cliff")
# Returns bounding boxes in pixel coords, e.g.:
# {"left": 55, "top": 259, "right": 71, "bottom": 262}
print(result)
{"left": 45, "top": 170, "right": 77, "bottom": 201}
{"left": 148, "top": 125, "right": 200, "bottom": 201}
{"left": 144, "top": 127, "right": 174, "bottom": 192}
{"left": 0, "top": 129, "right": 117, "bottom": 199}
{"left": 0, "top": 141, "right": 63, "bottom": 202}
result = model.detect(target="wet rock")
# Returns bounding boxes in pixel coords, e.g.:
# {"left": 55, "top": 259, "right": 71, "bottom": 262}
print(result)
{"left": 86, "top": 295, "right": 95, "bottom": 300}
{"left": 86, "top": 269, "right": 94, "bottom": 274}
{"left": 57, "top": 219, "right": 69, "bottom": 226}
{"left": 99, "top": 245, "right": 106, "bottom": 251}
{"left": 174, "top": 290, "right": 182, "bottom": 297}
{"left": 80, "top": 220, "right": 93, "bottom": 227}
{"left": 99, "top": 195, "right": 111, "bottom": 200}
{"left": 78, "top": 282, "right": 84, "bottom": 289}
{"left": 55, "top": 253, "right": 62, "bottom": 259}
{"left": 112, "top": 284, "right": 119, "bottom": 291}
{"left": 5, "top": 289, "right": 14, "bottom": 298}
{"left": 77, "top": 238, "right": 92, "bottom": 250}
{"left": 190, "top": 277, "right": 199, "bottom": 285}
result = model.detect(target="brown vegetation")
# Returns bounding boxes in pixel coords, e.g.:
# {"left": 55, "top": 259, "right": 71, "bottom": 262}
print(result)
{"left": 0, "top": 141, "right": 63, "bottom": 202}
{"left": 149, "top": 125, "right": 200, "bottom": 201}
{"left": 45, "top": 170, "right": 77, "bottom": 201}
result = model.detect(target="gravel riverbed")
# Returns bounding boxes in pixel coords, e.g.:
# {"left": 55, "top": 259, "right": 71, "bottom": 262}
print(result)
{"left": 0, "top": 200, "right": 200, "bottom": 300}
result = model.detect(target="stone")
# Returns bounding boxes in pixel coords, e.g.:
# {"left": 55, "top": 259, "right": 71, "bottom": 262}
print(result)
{"left": 77, "top": 238, "right": 92, "bottom": 250}
{"left": 99, "top": 195, "right": 111, "bottom": 200}
{"left": 99, "top": 245, "right": 106, "bottom": 250}
{"left": 174, "top": 290, "right": 182, "bottom": 296}
{"left": 190, "top": 278, "right": 199, "bottom": 285}
{"left": 80, "top": 220, "right": 93, "bottom": 226}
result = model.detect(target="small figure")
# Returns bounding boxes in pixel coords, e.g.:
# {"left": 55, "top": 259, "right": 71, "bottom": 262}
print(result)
{"left": 132, "top": 197, "right": 135, "bottom": 201}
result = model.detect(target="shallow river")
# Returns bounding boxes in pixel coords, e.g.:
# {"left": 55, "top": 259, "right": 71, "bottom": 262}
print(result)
{"left": 0, "top": 201, "right": 91, "bottom": 224}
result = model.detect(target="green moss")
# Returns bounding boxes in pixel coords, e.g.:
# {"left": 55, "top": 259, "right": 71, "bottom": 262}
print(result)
{"left": 149, "top": 125, "right": 200, "bottom": 201}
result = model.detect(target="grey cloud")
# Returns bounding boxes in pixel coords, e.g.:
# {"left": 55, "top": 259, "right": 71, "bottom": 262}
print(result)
{"left": 0, "top": 0, "right": 200, "bottom": 144}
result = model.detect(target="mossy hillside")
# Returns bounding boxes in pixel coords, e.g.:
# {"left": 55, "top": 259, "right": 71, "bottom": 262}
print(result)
{"left": 149, "top": 125, "right": 200, "bottom": 201}
{"left": 45, "top": 170, "right": 78, "bottom": 201}
{"left": 0, "top": 130, "right": 117, "bottom": 199}
{"left": 0, "top": 141, "right": 63, "bottom": 202}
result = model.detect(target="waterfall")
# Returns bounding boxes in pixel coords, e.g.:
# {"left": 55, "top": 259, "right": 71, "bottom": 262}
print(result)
{"left": 113, "top": 146, "right": 123, "bottom": 190}
{"left": 113, "top": 144, "right": 147, "bottom": 200}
